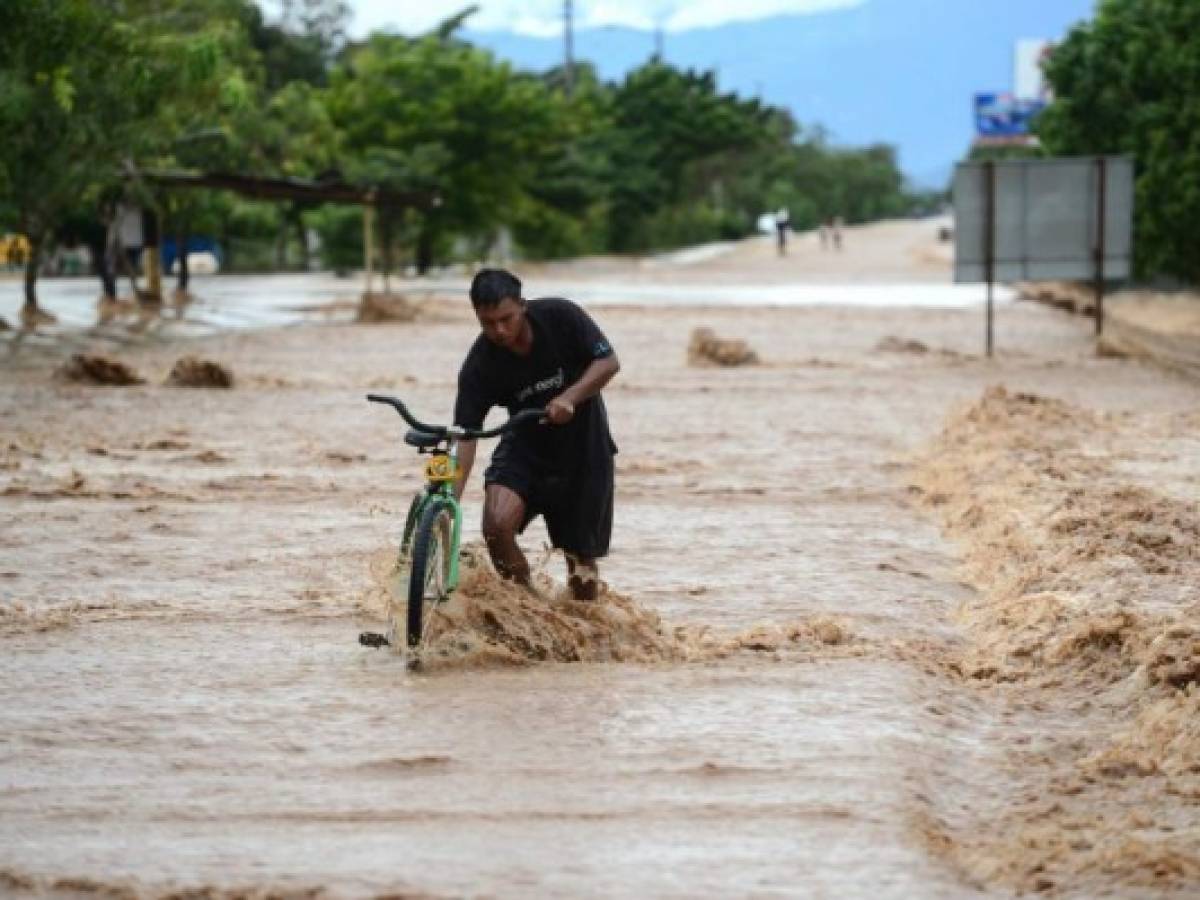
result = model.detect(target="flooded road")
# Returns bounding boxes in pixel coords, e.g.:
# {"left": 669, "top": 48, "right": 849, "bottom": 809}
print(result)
{"left": 2, "top": 225, "right": 1197, "bottom": 896}
{"left": 1, "top": 623, "right": 973, "bottom": 896}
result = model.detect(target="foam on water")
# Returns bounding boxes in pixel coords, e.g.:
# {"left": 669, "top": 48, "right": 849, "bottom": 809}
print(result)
{"left": 368, "top": 543, "right": 853, "bottom": 672}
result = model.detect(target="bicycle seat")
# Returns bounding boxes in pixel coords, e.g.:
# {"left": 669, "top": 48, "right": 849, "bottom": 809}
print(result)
{"left": 404, "top": 428, "right": 443, "bottom": 449}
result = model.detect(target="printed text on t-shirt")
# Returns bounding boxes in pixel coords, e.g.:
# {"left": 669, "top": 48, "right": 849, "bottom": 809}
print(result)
{"left": 516, "top": 367, "right": 564, "bottom": 403}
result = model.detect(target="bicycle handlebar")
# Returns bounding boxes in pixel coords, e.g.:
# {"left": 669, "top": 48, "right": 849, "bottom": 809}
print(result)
{"left": 366, "top": 394, "right": 544, "bottom": 440}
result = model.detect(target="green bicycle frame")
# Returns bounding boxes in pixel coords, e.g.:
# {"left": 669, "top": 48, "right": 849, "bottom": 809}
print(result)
{"left": 400, "top": 446, "right": 465, "bottom": 592}
{"left": 367, "top": 394, "right": 542, "bottom": 630}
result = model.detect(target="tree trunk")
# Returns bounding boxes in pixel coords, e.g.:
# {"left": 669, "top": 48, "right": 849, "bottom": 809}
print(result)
{"left": 112, "top": 230, "right": 139, "bottom": 295}
{"left": 379, "top": 211, "right": 393, "bottom": 294}
{"left": 292, "top": 206, "right": 309, "bottom": 271}
{"left": 89, "top": 231, "right": 117, "bottom": 299}
{"left": 415, "top": 219, "right": 433, "bottom": 276}
{"left": 176, "top": 233, "right": 190, "bottom": 292}
{"left": 274, "top": 220, "right": 288, "bottom": 270}
{"left": 23, "top": 234, "right": 42, "bottom": 315}
{"left": 220, "top": 226, "right": 234, "bottom": 273}
{"left": 102, "top": 216, "right": 120, "bottom": 299}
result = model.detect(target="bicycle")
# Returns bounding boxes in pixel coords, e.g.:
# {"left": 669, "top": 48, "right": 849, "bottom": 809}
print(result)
{"left": 359, "top": 394, "right": 544, "bottom": 654}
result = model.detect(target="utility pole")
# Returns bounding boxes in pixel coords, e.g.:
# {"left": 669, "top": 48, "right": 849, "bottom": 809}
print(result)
{"left": 563, "top": 0, "right": 574, "bottom": 97}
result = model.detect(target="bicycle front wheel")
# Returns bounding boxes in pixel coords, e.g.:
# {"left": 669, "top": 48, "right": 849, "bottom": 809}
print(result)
{"left": 406, "top": 499, "right": 453, "bottom": 648}
{"left": 382, "top": 493, "right": 426, "bottom": 648}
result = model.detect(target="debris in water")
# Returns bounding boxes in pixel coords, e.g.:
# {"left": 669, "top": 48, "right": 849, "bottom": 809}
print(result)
{"left": 95, "top": 295, "right": 135, "bottom": 325}
{"left": 357, "top": 292, "right": 420, "bottom": 323}
{"left": 875, "top": 335, "right": 930, "bottom": 354}
{"left": 687, "top": 327, "right": 759, "bottom": 367}
{"left": 367, "top": 543, "right": 854, "bottom": 672}
{"left": 56, "top": 354, "right": 145, "bottom": 386}
{"left": 167, "top": 357, "right": 234, "bottom": 389}
{"left": 19, "top": 305, "right": 58, "bottom": 330}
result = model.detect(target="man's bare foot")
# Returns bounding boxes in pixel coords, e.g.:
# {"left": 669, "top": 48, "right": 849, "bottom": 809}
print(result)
{"left": 566, "top": 554, "right": 600, "bottom": 602}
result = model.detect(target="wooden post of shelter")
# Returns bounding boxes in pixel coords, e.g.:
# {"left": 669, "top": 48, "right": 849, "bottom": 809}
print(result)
{"left": 983, "top": 160, "right": 996, "bottom": 358}
{"left": 1094, "top": 156, "right": 1107, "bottom": 337}
{"left": 143, "top": 208, "right": 163, "bottom": 303}
{"left": 127, "top": 172, "right": 432, "bottom": 301}
{"left": 363, "top": 196, "right": 375, "bottom": 297}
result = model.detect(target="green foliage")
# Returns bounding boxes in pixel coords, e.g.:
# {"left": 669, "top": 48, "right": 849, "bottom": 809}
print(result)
{"left": 309, "top": 204, "right": 363, "bottom": 270}
{"left": 505, "top": 63, "right": 612, "bottom": 258}
{"left": 1037, "top": 0, "right": 1200, "bottom": 283}
{"left": 966, "top": 144, "right": 1045, "bottom": 163}
{"left": 603, "top": 63, "right": 769, "bottom": 251}
{"left": 0, "top": 0, "right": 237, "bottom": 305}
{"left": 2, "top": 2, "right": 152, "bottom": 234}
{"left": 326, "top": 31, "right": 567, "bottom": 271}
{"left": 1, "top": 0, "right": 925, "bottom": 290}
{"left": 112, "top": 1, "right": 269, "bottom": 282}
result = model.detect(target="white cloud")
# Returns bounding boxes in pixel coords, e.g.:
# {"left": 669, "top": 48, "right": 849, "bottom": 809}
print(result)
{"left": 291, "top": 0, "right": 866, "bottom": 39}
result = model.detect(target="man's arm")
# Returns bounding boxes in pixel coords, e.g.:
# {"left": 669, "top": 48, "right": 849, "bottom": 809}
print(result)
{"left": 453, "top": 438, "right": 477, "bottom": 501}
{"left": 545, "top": 353, "right": 620, "bottom": 425}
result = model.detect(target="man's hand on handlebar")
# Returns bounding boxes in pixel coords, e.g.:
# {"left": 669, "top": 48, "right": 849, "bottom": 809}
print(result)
{"left": 544, "top": 396, "right": 575, "bottom": 425}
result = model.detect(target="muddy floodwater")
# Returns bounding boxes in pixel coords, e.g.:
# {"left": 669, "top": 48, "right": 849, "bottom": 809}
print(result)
{"left": 2, "top": 223, "right": 1198, "bottom": 897}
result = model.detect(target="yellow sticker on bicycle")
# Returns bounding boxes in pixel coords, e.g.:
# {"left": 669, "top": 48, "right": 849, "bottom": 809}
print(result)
{"left": 425, "top": 455, "right": 457, "bottom": 482}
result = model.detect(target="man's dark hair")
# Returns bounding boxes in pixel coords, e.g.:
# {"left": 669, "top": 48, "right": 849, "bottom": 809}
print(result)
{"left": 470, "top": 268, "right": 522, "bottom": 309}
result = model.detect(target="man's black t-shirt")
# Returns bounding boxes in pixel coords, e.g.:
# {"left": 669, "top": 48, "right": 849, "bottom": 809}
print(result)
{"left": 454, "top": 297, "right": 617, "bottom": 472}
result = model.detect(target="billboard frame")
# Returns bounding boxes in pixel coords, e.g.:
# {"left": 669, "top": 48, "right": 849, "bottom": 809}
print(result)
{"left": 955, "top": 155, "right": 1134, "bottom": 354}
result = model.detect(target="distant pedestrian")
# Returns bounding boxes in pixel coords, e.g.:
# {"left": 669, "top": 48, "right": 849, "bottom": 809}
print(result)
{"left": 774, "top": 207, "right": 790, "bottom": 257}
{"left": 832, "top": 216, "right": 844, "bottom": 252}
{"left": 818, "top": 220, "right": 830, "bottom": 250}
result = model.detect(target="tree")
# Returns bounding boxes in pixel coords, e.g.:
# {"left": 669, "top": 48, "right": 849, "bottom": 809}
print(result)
{"left": 254, "top": 82, "right": 341, "bottom": 270}
{"left": 604, "top": 62, "right": 771, "bottom": 251}
{"left": 326, "top": 29, "right": 563, "bottom": 274}
{"left": 509, "top": 62, "right": 614, "bottom": 259}
{"left": 131, "top": 0, "right": 261, "bottom": 294}
{"left": 1037, "top": 0, "right": 1200, "bottom": 283}
{"left": 0, "top": 0, "right": 229, "bottom": 321}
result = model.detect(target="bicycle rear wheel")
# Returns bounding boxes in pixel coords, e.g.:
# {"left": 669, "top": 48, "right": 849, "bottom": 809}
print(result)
{"left": 406, "top": 499, "right": 453, "bottom": 648}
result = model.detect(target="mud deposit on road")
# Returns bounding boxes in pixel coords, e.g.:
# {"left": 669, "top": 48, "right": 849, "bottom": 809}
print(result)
{"left": 2, "top": 248, "right": 1197, "bottom": 895}
{"left": 908, "top": 386, "right": 1200, "bottom": 895}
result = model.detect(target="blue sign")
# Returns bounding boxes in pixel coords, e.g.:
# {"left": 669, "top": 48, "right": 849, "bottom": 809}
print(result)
{"left": 974, "top": 93, "right": 1047, "bottom": 138}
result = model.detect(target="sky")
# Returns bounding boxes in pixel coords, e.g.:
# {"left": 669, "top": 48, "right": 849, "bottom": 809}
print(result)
{"left": 259, "top": 0, "right": 1096, "bottom": 185}
{"left": 264, "top": 0, "right": 866, "bottom": 38}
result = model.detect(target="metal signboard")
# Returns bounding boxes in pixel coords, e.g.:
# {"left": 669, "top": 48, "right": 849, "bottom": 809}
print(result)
{"left": 954, "top": 156, "right": 1134, "bottom": 282}
{"left": 974, "top": 92, "right": 1046, "bottom": 138}
{"left": 953, "top": 155, "right": 1135, "bottom": 353}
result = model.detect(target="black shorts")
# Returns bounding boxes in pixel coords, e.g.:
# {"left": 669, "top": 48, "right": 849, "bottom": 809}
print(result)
{"left": 484, "top": 439, "right": 614, "bottom": 559}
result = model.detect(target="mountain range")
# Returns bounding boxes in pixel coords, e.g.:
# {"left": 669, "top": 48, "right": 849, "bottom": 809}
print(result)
{"left": 462, "top": 0, "right": 1097, "bottom": 187}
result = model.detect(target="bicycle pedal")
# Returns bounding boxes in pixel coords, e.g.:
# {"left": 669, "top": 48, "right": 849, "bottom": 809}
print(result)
{"left": 358, "top": 631, "right": 391, "bottom": 649}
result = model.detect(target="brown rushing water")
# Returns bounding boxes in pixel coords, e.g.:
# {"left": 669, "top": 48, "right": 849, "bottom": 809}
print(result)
{"left": 2, "top": 226, "right": 1197, "bottom": 898}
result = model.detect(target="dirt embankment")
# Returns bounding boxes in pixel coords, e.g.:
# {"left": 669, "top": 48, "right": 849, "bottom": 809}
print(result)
{"left": 909, "top": 386, "right": 1200, "bottom": 894}
{"left": 1019, "top": 283, "right": 1200, "bottom": 379}
{"left": 1104, "top": 292, "right": 1200, "bottom": 379}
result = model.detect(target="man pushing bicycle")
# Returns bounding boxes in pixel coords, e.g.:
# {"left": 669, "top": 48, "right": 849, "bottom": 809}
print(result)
{"left": 452, "top": 268, "right": 620, "bottom": 602}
